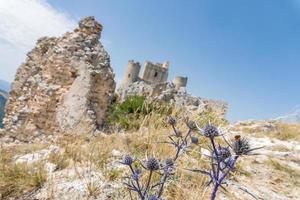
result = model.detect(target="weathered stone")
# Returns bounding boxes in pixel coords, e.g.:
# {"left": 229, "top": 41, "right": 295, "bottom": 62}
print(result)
{"left": 4, "top": 17, "right": 116, "bottom": 136}
{"left": 118, "top": 81, "right": 228, "bottom": 119}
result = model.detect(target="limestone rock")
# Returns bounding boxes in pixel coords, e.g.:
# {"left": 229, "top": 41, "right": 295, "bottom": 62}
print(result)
{"left": 4, "top": 16, "right": 116, "bottom": 136}
{"left": 14, "top": 145, "right": 61, "bottom": 165}
{"left": 118, "top": 81, "right": 228, "bottom": 119}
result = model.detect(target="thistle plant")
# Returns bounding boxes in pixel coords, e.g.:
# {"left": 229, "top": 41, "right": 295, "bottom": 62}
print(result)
{"left": 121, "top": 155, "right": 174, "bottom": 200}
{"left": 120, "top": 116, "right": 198, "bottom": 199}
{"left": 188, "top": 124, "right": 262, "bottom": 200}
{"left": 121, "top": 116, "right": 261, "bottom": 200}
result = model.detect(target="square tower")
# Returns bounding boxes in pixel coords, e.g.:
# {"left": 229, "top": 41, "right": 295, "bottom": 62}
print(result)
{"left": 142, "top": 61, "right": 169, "bottom": 84}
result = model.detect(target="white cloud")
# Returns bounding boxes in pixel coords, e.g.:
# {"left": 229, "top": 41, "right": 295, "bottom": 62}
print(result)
{"left": 0, "top": 0, "right": 76, "bottom": 81}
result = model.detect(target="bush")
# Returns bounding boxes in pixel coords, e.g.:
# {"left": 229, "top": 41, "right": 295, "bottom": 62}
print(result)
{"left": 107, "top": 96, "right": 173, "bottom": 130}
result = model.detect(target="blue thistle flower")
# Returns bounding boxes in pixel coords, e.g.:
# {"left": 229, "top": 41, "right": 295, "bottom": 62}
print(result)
{"left": 232, "top": 136, "right": 250, "bottom": 155}
{"left": 146, "top": 157, "right": 160, "bottom": 171}
{"left": 122, "top": 155, "right": 134, "bottom": 165}
{"left": 167, "top": 116, "right": 177, "bottom": 126}
{"left": 132, "top": 168, "right": 142, "bottom": 181}
{"left": 202, "top": 124, "right": 220, "bottom": 138}
{"left": 191, "top": 136, "right": 199, "bottom": 144}
{"left": 186, "top": 120, "right": 197, "bottom": 130}
{"left": 217, "top": 146, "right": 231, "bottom": 160}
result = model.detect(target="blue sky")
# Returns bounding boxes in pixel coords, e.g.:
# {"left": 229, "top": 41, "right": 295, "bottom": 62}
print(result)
{"left": 1, "top": 0, "right": 300, "bottom": 121}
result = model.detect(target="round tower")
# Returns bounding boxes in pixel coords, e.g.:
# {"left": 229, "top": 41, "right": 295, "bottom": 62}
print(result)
{"left": 121, "top": 60, "right": 141, "bottom": 86}
{"left": 173, "top": 76, "right": 188, "bottom": 89}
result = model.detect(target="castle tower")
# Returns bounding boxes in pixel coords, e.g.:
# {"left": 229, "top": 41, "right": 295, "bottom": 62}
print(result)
{"left": 142, "top": 61, "right": 169, "bottom": 84}
{"left": 173, "top": 76, "right": 188, "bottom": 89}
{"left": 121, "top": 60, "right": 141, "bottom": 86}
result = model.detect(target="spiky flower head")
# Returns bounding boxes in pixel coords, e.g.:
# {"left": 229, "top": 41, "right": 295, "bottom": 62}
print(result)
{"left": 217, "top": 146, "right": 231, "bottom": 160}
{"left": 167, "top": 116, "right": 177, "bottom": 126}
{"left": 122, "top": 155, "right": 134, "bottom": 166}
{"left": 224, "top": 156, "right": 236, "bottom": 168}
{"left": 164, "top": 158, "right": 174, "bottom": 167}
{"left": 191, "top": 136, "right": 199, "bottom": 144}
{"left": 146, "top": 157, "right": 160, "bottom": 171}
{"left": 232, "top": 136, "right": 250, "bottom": 155}
{"left": 132, "top": 168, "right": 142, "bottom": 180}
{"left": 186, "top": 120, "right": 197, "bottom": 130}
{"left": 202, "top": 124, "right": 220, "bottom": 138}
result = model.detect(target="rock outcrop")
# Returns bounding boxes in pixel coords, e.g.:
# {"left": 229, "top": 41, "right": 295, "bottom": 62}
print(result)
{"left": 118, "top": 81, "right": 228, "bottom": 119}
{"left": 4, "top": 17, "right": 116, "bottom": 137}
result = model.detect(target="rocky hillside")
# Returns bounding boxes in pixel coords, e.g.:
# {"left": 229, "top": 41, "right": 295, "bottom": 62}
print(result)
{"left": 0, "top": 120, "right": 299, "bottom": 200}
{"left": 118, "top": 82, "right": 228, "bottom": 119}
{"left": 3, "top": 17, "right": 115, "bottom": 138}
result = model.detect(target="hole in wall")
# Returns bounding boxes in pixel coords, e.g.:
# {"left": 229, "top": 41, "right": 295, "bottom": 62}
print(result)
{"left": 154, "top": 72, "right": 158, "bottom": 77}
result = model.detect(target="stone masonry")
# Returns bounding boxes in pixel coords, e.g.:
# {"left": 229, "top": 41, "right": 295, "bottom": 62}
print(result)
{"left": 4, "top": 17, "right": 116, "bottom": 137}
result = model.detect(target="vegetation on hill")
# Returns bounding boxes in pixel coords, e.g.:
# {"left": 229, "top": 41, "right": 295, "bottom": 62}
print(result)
{"left": 107, "top": 95, "right": 227, "bottom": 131}
{"left": 107, "top": 95, "right": 175, "bottom": 130}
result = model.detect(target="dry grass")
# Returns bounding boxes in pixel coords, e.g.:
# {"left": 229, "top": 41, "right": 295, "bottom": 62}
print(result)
{"left": 0, "top": 111, "right": 236, "bottom": 199}
{"left": 268, "top": 159, "right": 300, "bottom": 186}
{"left": 51, "top": 115, "right": 228, "bottom": 199}
{"left": 270, "top": 123, "right": 300, "bottom": 141}
{"left": 0, "top": 145, "right": 47, "bottom": 199}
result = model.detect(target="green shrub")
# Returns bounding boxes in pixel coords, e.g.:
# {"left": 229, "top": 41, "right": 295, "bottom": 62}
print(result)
{"left": 107, "top": 95, "right": 173, "bottom": 130}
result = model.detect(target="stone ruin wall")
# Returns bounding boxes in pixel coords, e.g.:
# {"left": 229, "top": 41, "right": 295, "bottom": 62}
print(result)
{"left": 4, "top": 17, "right": 116, "bottom": 138}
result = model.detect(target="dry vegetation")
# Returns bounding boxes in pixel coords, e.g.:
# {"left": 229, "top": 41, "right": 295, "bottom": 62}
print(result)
{"left": 0, "top": 98, "right": 299, "bottom": 199}
{"left": 269, "top": 122, "right": 300, "bottom": 141}
{"left": 0, "top": 143, "right": 48, "bottom": 199}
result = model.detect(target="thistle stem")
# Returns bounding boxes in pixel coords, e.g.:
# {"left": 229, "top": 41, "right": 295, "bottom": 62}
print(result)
{"left": 144, "top": 170, "right": 153, "bottom": 197}
{"left": 210, "top": 155, "right": 239, "bottom": 200}
{"left": 129, "top": 165, "right": 143, "bottom": 199}
{"left": 158, "top": 173, "right": 168, "bottom": 198}
{"left": 210, "top": 137, "right": 220, "bottom": 181}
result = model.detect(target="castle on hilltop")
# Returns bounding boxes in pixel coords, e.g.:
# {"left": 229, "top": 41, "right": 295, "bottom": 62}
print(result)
{"left": 121, "top": 60, "right": 188, "bottom": 89}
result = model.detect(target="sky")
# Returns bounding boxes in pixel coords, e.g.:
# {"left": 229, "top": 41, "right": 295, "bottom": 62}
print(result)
{"left": 0, "top": 0, "right": 299, "bottom": 121}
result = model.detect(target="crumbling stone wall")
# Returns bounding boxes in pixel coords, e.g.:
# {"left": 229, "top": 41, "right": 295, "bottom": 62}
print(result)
{"left": 4, "top": 17, "right": 116, "bottom": 137}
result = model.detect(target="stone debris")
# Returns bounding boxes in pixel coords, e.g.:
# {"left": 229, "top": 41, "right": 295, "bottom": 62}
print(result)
{"left": 231, "top": 120, "right": 278, "bottom": 133}
{"left": 3, "top": 16, "right": 116, "bottom": 137}
{"left": 33, "top": 166, "right": 122, "bottom": 200}
{"left": 14, "top": 145, "right": 61, "bottom": 165}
